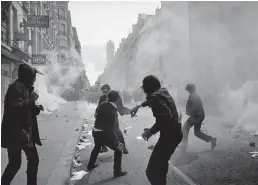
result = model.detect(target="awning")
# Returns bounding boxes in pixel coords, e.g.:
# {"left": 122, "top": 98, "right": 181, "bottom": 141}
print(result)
{"left": 1, "top": 49, "right": 21, "bottom": 63}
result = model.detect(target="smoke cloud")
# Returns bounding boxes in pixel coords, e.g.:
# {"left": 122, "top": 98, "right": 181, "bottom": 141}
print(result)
{"left": 34, "top": 48, "right": 86, "bottom": 113}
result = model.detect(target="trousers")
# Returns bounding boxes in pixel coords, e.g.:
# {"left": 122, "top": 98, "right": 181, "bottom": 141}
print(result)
{"left": 146, "top": 124, "right": 183, "bottom": 185}
{"left": 182, "top": 114, "right": 212, "bottom": 148}
{"left": 1, "top": 144, "right": 39, "bottom": 185}
{"left": 88, "top": 130, "right": 122, "bottom": 173}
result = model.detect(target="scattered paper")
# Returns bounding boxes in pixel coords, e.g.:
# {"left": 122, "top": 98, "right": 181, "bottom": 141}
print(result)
{"left": 99, "top": 153, "right": 108, "bottom": 157}
{"left": 251, "top": 154, "right": 258, "bottom": 159}
{"left": 79, "top": 138, "right": 89, "bottom": 143}
{"left": 73, "top": 159, "right": 82, "bottom": 168}
{"left": 137, "top": 136, "right": 143, "bottom": 140}
{"left": 77, "top": 144, "right": 86, "bottom": 151}
{"left": 70, "top": 171, "right": 88, "bottom": 181}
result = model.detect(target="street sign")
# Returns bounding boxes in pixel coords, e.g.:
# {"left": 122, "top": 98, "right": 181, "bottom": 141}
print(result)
{"left": 32, "top": 55, "right": 46, "bottom": 65}
{"left": 27, "top": 15, "right": 49, "bottom": 28}
{"left": 14, "top": 32, "right": 28, "bottom": 41}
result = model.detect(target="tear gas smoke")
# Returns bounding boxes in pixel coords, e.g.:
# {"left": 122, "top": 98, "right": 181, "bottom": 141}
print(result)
{"left": 34, "top": 48, "right": 87, "bottom": 113}
{"left": 102, "top": 2, "right": 258, "bottom": 135}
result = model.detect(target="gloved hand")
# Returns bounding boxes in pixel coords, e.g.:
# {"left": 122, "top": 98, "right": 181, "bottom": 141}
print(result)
{"left": 142, "top": 128, "right": 152, "bottom": 141}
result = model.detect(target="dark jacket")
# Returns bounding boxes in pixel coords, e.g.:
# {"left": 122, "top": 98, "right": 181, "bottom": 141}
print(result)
{"left": 94, "top": 102, "right": 119, "bottom": 146}
{"left": 97, "top": 92, "right": 130, "bottom": 116}
{"left": 1, "top": 64, "right": 42, "bottom": 150}
{"left": 142, "top": 88, "right": 179, "bottom": 135}
{"left": 186, "top": 92, "right": 205, "bottom": 118}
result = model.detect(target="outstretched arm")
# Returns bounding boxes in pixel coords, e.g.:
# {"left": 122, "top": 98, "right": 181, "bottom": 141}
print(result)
{"left": 130, "top": 100, "right": 148, "bottom": 117}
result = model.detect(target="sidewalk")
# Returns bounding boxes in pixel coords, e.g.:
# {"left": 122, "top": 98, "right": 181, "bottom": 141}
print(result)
{"left": 1, "top": 102, "right": 84, "bottom": 185}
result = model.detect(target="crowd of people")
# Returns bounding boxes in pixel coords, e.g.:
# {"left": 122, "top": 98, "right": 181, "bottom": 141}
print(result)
{"left": 87, "top": 75, "right": 217, "bottom": 184}
{"left": 1, "top": 63, "right": 217, "bottom": 185}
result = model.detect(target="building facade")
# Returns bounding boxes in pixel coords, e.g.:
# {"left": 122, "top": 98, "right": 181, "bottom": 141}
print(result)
{"left": 1, "top": 1, "right": 90, "bottom": 109}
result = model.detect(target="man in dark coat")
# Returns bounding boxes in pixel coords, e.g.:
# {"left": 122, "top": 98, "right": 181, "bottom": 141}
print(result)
{"left": 95, "top": 84, "right": 130, "bottom": 154}
{"left": 130, "top": 75, "right": 183, "bottom": 185}
{"left": 1, "top": 64, "right": 44, "bottom": 185}
{"left": 181, "top": 83, "right": 217, "bottom": 152}
{"left": 87, "top": 91, "right": 127, "bottom": 178}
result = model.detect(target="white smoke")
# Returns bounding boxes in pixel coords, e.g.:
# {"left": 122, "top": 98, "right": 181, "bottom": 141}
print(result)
{"left": 218, "top": 81, "right": 258, "bottom": 134}
{"left": 34, "top": 48, "right": 86, "bottom": 113}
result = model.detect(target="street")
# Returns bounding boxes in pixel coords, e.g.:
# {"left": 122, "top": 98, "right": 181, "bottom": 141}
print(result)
{"left": 1, "top": 102, "right": 258, "bottom": 185}
{"left": 69, "top": 104, "right": 258, "bottom": 185}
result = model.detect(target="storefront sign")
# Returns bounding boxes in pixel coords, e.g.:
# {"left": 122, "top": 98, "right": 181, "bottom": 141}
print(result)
{"left": 32, "top": 55, "right": 46, "bottom": 65}
{"left": 27, "top": 15, "right": 49, "bottom": 28}
{"left": 14, "top": 32, "right": 28, "bottom": 41}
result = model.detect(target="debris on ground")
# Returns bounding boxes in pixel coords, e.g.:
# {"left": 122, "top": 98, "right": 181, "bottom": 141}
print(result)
{"left": 251, "top": 153, "right": 258, "bottom": 159}
{"left": 70, "top": 171, "right": 88, "bottom": 181}
{"left": 124, "top": 129, "right": 127, "bottom": 134}
{"left": 249, "top": 142, "right": 255, "bottom": 147}
{"left": 137, "top": 136, "right": 143, "bottom": 140}
{"left": 73, "top": 159, "right": 82, "bottom": 168}
{"left": 148, "top": 145, "right": 154, "bottom": 150}
{"left": 75, "top": 128, "right": 79, "bottom": 131}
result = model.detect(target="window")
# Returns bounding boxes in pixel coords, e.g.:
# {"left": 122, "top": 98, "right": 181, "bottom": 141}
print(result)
{"left": 59, "top": 23, "right": 66, "bottom": 35}
{"left": 37, "top": 1, "right": 41, "bottom": 15}
{"left": 59, "top": 7, "right": 66, "bottom": 19}
{"left": 30, "top": 1, "right": 36, "bottom": 15}
{"left": 12, "top": 7, "right": 18, "bottom": 46}
{"left": 1, "top": 8, "right": 9, "bottom": 44}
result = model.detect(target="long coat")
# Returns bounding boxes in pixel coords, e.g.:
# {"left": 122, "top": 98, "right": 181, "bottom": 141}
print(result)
{"left": 1, "top": 64, "right": 42, "bottom": 150}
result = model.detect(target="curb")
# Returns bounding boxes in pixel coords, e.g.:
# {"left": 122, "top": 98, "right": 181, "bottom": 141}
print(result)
{"left": 45, "top": 117, "right": 84, "bottom": 185}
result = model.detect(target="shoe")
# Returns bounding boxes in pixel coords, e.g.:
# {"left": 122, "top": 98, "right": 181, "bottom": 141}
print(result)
{"left": 123, "top": 148, "right": 129, "bottom": 154}
{"left": 114, "top": 171, "right": 127, "bottom": 178}
{"left": 87, "top": 164, "right": 99, "bottom": 171}
{"left": 211, "top": 138, "right": 217, "bottom": 149}
{"left": 100, "top": 146, "right": 108, "bottom": 153}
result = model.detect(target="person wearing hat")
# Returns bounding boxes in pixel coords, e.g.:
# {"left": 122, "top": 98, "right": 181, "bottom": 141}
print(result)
{"left": 1, "top": 64, "right": 44, "bottom": 185}
{"left": 181, "top": 83, "right": 217, "bottom": 152}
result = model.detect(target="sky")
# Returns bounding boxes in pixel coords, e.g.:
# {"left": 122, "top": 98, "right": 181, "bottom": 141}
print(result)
{"left": 69, "top": 1, "right": 160, "bottom": 85}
